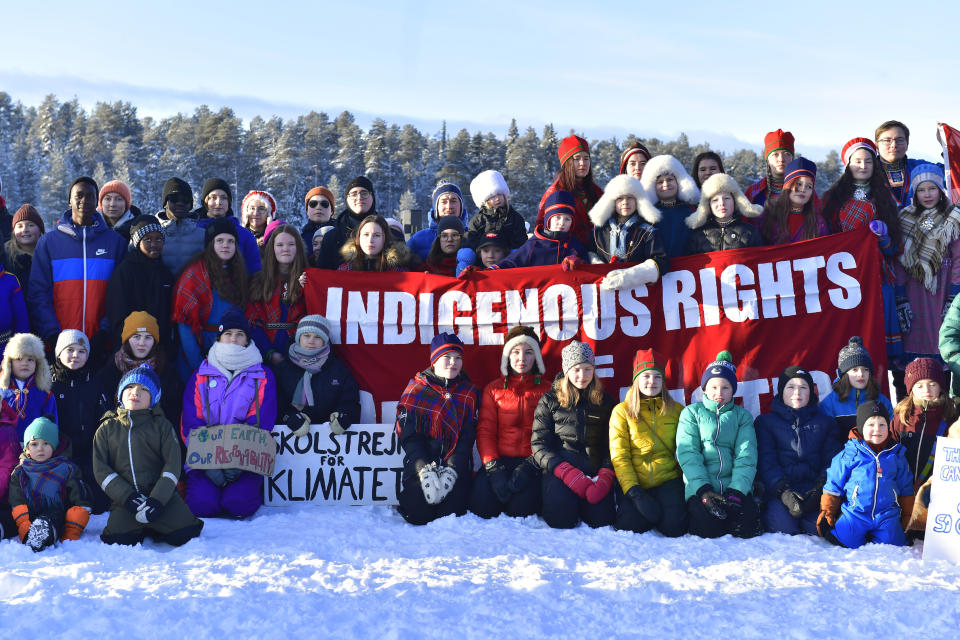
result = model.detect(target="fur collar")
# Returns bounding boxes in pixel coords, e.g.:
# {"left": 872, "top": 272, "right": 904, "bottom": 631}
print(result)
{"left": 340, "top": 241, "right": 410, "bottom": 269}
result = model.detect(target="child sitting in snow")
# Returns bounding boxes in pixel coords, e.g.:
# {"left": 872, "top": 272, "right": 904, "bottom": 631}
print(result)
{"left": 820, "top": 337, "right": 894, "bottom": 437}
{"left": 93, "top": 364, "right": 203, "bottom": 546}
{"left": 9, "top": 416, "right": 90, "bottom": 551}
{"left": 817, "top": 401, "right": 913, "bottom": 549}
{"left": 0, "top": 332, "right": 57, "bottom": 441}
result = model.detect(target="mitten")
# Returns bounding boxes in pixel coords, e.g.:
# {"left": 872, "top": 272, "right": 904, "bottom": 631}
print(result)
{"left": 868, "top": 220, "right": 888, "bottom": 237}
{"left": 553, "top": 461, "right": 592, "bottom": 499}
{"left": 223, "top": 468, "right": 243, "bottom": 484}
{"left": 584, "top": 468, "right": 616, "bottom": 504}
{"left": 329, "top": 412, "right": 346, "bottom": 435}
{"left": 204, "top": 469, "right": 227, "bottom": 487}
{"left": 26, "top": 515, "right": 57, "bottom": 552}
{"left": 290, "top": 412, "right": 311, "bottom": 438}
{"left": 456, "top": 247, "right": 477, "bottom": 277}
{"left": 896, "top": 298, "right": 913, "bottom": 334}
{"left": 626, "top": 485, "right": 662, "bottom": 523}
{"left": 698, "top": 486, "right": 727, "bottom": 520}
{"left": 817, "top": 493, "right": 843, "bottom": 537}
{"left": 917, "top": 480, "right": 932, "bottom": 509}
{"left": 436, "top": 466, "right": 458, "bottom": 502}
{"left": 485, "top": 460, "right": 512, "bottom": 504}
{"left": 124, "top": 492, "right": 149, "bottom": 514}
{"left": 62, "top": 506, "right": 91, "bottom": 541}
{"left": 418, "top": 463, "right": 442, "bottom": 505}
{"left": 134, "top": 497, "right": 164, "bottom": 524}
{"left": 600, "top": 259, "right": 659, "bottom": 291}
{"left": 507, "top": 457, "right": 540, "bottom": 493}
{"left": 560, "top": 255, "right": 582, "bottom": 272}
{"left": 723, "top": 489, "right": 746, "bottom": 516}
{"left": 801, "top": 475, "right": 826, "bottom": 514}
{"left": 779, "top": 486, "right": 804, "bottom": 519}
{"left": 898, "top": 494, "right": 916, "bottom": 531}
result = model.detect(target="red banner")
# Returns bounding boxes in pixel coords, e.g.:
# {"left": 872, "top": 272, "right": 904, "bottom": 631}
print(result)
{"left": 304, "top": 227, "right": 886, "bottom": 421}
{"left": 939, "top": 122, "right": 960, "bottom": 204}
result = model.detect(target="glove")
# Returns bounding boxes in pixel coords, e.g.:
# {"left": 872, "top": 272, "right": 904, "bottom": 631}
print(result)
{"left": 553, "top": 461, "right": 592, "bottom": 499}
{"left": 817, "top": 493, "right": 843, "bottom": 537}
{"left": 723, "top": 489, "right": 745, "bottom": 516}
{"left": 585, "top": 468, "right": 616, "bottom": 504}
{"left": 436, "top": 466, "right": 458, "bottom": 502}
{"left": 223, "top": 468, "right": 243, "bottom": 484}
{"left": 418, "top": 463, "right": 442, "bottom": 505}
{"left": 868, "top": 220, "right": 888, "bottom": 237}
{"left": 780, "top": 486, "right": 804, "bottom": 519}
{"left": 626, "top": 485, "right": 662, "bottom": 523}
{"left": 124, "top": 492, "right": 148, "bottom": 514}
{"left": 560, "top": 255, "right": 582, "bottom": 272}
{"left": 134, "top": 497, "right": 164, "bottom": 524}
{"left": 289, "top": 412, "right": 311, "bottom": 438}
{"left": 600, "top": 259, "right": 660, "bottom": 291}
{"left": 600, "top": 269, "right": 626, "bottom": 290}
{"left": 485, "top": 460, "right": 512, "bottom": 504}
{"left": 204, "top": 469, "right": 227, "bottom": 487}
{"left": 457, "top": 265, "right": 477, "bottom": 279}
{"left": 25, "top": 516, "right": 57, "bottom": 552}
{"left": 698, "top": 487, "right": 727, "bottom": 520}
{"left": 507, "top": 457, "right": 540, "bottom": 493}
{"left": 917, "top": 481, "right": 932, "bottom": 509}
{"left": 329, "top": 412, "right": 346, "bottom": 435}
{"left": 801, "top": 475, "right": 826, "bottom": 514}
{"left": 896, "top": 298, "right": 913, "bottom": 334}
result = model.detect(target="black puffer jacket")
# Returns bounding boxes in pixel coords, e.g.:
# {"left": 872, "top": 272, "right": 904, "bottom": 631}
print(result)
{"left": 588, "top": 218, "right": 668, "bottom": 273}
{"left": 105, "top": 248, "right": 176, "bottom": 354}
{"left": 465, "top": 205, "right": 528, "bottom": 250}
{"left": 317, "top": 209, "right": 368, "bottom": 269}
{"left": 51, "top": 362, "right": 104, "bottom": 473}
{"left": 531, "top": 378, "right": 616, "bottom": 475}
{"left": 273, "top": 354, "right": 361, "bottom": 429}
{"left": 685, "top": 215, "right": 762, "bottom": 255}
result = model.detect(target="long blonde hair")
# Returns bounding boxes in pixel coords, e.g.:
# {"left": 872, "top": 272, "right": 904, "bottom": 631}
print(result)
{"left": 554, "top": 372, "right": 605, "bottom": 409}
{"left": 624, "top": 373, "right": 675, "bottom": 419}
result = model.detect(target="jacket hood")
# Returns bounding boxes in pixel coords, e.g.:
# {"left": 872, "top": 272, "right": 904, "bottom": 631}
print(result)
{"left": 686, "top": 173, "right": 763, "bottom": 229}
{"left": 588, "top": 174, "right": 661, "bottom": 227}
{"left": 640, "top": 155, "right": 700, "bottom": 206}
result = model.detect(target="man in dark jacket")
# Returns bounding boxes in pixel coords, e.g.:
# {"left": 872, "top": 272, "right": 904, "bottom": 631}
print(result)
{"left": 156, "top": 177, "right": 204, "bottom": 275}
{"left": 317, "top": 177, "right": 377, "bottom": 270}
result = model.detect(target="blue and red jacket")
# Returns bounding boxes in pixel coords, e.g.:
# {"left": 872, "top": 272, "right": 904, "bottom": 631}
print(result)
{"left": 28, "top": 211, "right": 127, "bottom": 340}
{"left": 495, "top": 226, "right": 587, "bottom": 269}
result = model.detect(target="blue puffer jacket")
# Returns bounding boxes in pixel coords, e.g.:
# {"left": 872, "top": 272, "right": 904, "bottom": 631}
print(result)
{"left": 824, "top": 437, "right": 913, "bottom": 522}
{"left": 820, "top": 389, "right": 894, "bottom": 434}
{"left": 496, "top": 227, "right": 588, "bottom": 269}
{"left": 407, "top": 207, "right": 471, "bottom": 261}
{"left": 157, "top": 211, "right": 205, "bottom": 275}
{"left": 755, "top": 398, "right": 842, "bottom": 495}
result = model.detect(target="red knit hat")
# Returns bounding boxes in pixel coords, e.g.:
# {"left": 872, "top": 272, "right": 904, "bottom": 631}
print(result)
{"left": 619, "top": 143, "right": 651, "bottom": 174}
{"left": 763, "top": 129, "right": 795, "bottom": 159}
{"left": 304, "top": 186, "right": 335, "bottom": 212}
{"left": 841, "top": 138, "right": 878, "bottom": 166}
{"left": 633, "top": 348, "right": 665, "bottom": 381}
{"left": 558, "top": 135, "right": 589, "bottom": 165}
{"left": 903, "top": 357, "right": 947, "bottom": 393}
{"left": 98, "top": 180, "right": 132, "bottom": 210}
{"left": 11, "top": 204, "right": 45, "bottom": 234}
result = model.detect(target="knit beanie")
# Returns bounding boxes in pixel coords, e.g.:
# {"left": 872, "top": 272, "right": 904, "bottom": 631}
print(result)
{"left": 542, "top": 190, "right": 577, "bottom": 229}
{"left": 907, "top": 163, "right": 946, "bottom": 204}
{"left": 700, "top": 350, "right": 738, "bottom": 393}
{"left": 763, "top": 129, "right": 795, "bottom": 159}
{"left": 436, "top": 214, "right": 466, "bottom": 236}
{"left": 304, "top": 186, "right": 335, "bottom": 212}
{"left": 55, "top": 329, "right": 90, "bottom": 359}
{"left": 619, "top": 142, "right": 651, "bottom": 174}
{"left": 561, "top": 341, "right": 594, "bottom": 375}
{"left": 68, "top": 176, "right": 98, "bottom": 199}
{"left": 841, "top": 138, "right": 878, "bottom": 166}
{"left": 837, "top": 336, "right": 873, "bottom": 377}
{"left": 633, "top": 348, "right": 665, "bottom": 381}
{"left": 856, "top": 400, "right": 889, "bottom": 431}
{"left": 11, "top": 204, "right": 46, "bottom": 234}
{"left": 217, "top": 309, "right": 250, "bottom": 339}
{"left": 295, "top": 314, "right": 331, "bottom": 346}
{"left": 432, "top": 180, "right": 465, "bottom": 218}
{"left": 122, "top": 311, "right": 160, "bottom": 345}
{"left": 430, "top": 332, "right": 464, "bottom": 365}
{"left": 98, "top": 180, "right": 132, "bottom": 210}
{"left": 161, "top": 177, "right": 192, "bottom": 207}
{"left": 345, "top": 176, "right": 375, "bottom": 200}
{"left": 263, "top": 219, "right": 286, "bottom": 243}
{"left": 777, "top": 365, "right": 816, "bottom": 402}
{"left": 903, "top": 357, "right": 947, "bottom": 393}
{"left": 783, "top": 157, "right": 817, "bottom": 190}
{"left": 129, "top": 214, "right": 164, "bottom": 248}
{"left": 117, "top": 363, "right": 162, "bottom": 409}
{"left": 501, "top": 325, "right": 545, "bottom": 377}
{"left": 23, "top": 416, "right": 58, "bottom": 449}
{"left": 204, "top": 216, "right": 238, "bottom": 247}
{"left": 558, "top": 135, "right": 589, "bottom": 165}
{"left": 201, "top": 178, "right": 232, "bottom": 206}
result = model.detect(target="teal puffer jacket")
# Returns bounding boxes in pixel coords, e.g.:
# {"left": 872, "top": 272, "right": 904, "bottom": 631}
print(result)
{"left": 675, "top": 397, "right": 758, "bottom": 500}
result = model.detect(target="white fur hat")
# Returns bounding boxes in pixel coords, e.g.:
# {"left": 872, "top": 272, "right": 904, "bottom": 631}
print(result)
{"left": 640, "top": 155, "right": 700, "bottom": 206}
{"left": 470, "top": 170, "right": 510, "bottom": 208}
{"left": 1, "top": 333, "right": 51, "bottom": 391}
{"left": 686, "top": 173, "right": 764, "bottom": 229}
{"left": 500, "top": 326, "right": 545, "bottom": 377}
{"left": 588, "top": 174, "right": 661, "bottom": 228}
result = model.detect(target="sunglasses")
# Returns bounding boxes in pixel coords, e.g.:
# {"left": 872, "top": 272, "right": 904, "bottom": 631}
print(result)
{"left": 308, "top": 199, "right": 331, "bottom": 209}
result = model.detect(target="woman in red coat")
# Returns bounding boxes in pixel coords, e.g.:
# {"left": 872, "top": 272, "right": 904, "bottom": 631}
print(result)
{"left": 469, "top": 326, "right": 552, "bottom": 518}
{"left": 536, "top": 135, "right": 603, "bottom": 243}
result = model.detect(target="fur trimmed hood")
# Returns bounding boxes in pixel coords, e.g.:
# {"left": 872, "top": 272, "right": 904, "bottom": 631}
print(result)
{"left": 588, "top": 174, "right": 661, "bottom": 227}
{"left": 340, "top": 240, "right": 410, "bottom": 269}
{"left": 640, "top": 155, "right": 700, "bottom": 206}
{"left": 470, "top": 170, "right": 510, "bottom": 209}
{"left": 686, "top": 173, "right": 763, "bottom": 229}
{"left": 1, "top": 333, "right": 51, "bottom": 391}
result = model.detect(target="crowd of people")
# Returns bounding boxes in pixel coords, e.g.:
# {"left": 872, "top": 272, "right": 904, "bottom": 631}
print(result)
{"left": 1, "top": 119, "right": 959, "bottom": 552}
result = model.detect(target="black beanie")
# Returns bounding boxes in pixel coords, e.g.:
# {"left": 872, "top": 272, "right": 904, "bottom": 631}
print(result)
{"left": 856, "top": 400, "right": 889, "bottom": 430}
{"left": 345, "top": 176, "right": 375, "bottom": 198}
{"left": 68, "top": 176, "right": 99, "bottom": 198}
{"left": 162, "top": 178, "right": 193, "bottom": 207}
{"left": 778, "top": 365, "right": 816, "bottom": 403}
{"left": 437, "top": 215, "right": 466, "bottom": 236}
{"left": 204, "top": 217, "right": 238, "bottom": 247}
{"left": 200, "top": 178, "right": 232, "bottom": 206}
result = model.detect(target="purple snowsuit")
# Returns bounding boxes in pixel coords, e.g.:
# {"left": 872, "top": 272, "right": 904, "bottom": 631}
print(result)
{"left": 180, "top": 360, "right": 277, "bottom": 518}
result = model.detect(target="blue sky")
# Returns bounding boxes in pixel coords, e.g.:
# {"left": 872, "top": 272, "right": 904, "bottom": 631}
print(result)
{"left": 2, "top": 0, "right": 956, "bottom": 159}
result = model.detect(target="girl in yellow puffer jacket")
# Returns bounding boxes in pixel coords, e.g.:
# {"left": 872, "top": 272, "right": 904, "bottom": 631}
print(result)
{"left": 609, "top": 349, "right": 687, "bottom": 536}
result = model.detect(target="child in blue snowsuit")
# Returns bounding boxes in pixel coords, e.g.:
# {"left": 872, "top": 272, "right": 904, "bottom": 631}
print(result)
{"left": 817, "top": 401, "right": 914, "bottom": 548}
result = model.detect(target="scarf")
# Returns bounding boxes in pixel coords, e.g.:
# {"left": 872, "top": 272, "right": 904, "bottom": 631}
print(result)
{"left": 18, "top": 456, "right": 73, "bottom": 512}
{"left": 606, "top": 214, "right": 639, "bottom": 260}
{"left": 9, "top": 375, "right": 33, "bottom": 419}
{"left": 287, "top": 342, "right": 330, "bottom": 409}
{"left": 396, "top": 370, "right": 479, "bottom": 462}
{"left": 114, "top": 347, "right": 159, "bottom": 375}
{"left": 899, "top": 205, "right": 960, "bottom": 292}
{"left": 206, "top": 341, "right": 262, "bottom": 381}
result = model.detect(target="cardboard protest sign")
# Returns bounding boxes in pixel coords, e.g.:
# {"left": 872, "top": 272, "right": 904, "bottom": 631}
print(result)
{"left": 264, "top": 423, "right": 404, "bottom": 506}
{"left": 923, "top": 436, "right": 960, "bottom": 563}
{"left": 186, "top": 423, "right": 276, "bottom": 476}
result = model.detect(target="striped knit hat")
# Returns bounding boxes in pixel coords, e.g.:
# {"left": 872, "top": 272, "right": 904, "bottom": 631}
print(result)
{"left": 430, "top": 332, "right": 464, "bottom": 365}
{"left": 295, "top": 315, "right": 331, "bottom": 346}
{"left": 633, "top": 348, "right": 665, "bottom": 381}
{"left": 700, "top": 350, "right": 738, "bottom": 393}
{"left": 841, "top": 138, "right": 878, "bottom": 166}
{"left": 619, "top": 142, "right": 651, "bottom": 174}
{"left": 558, "top": 135, "right": 589, "bottom": 165}
{"left": 117, "top": 363, "right": 162, "bottom": 408}
{"left": 130, "top": 215, "right": 164, "bottom": 248}
{"left": 783, "top": 157, "right": 817, "bottom": 190}
{"left": 764, "top": 129, "right": 795, "bottom": 159}
{"left": 907, "top": 163, "right": 946, "bottom": 204}
{"left": 542, "top": 190, "right": 577, "bottom": 228}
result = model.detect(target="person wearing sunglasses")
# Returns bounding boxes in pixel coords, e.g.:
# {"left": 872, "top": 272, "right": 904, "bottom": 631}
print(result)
{"left": 194, "top": 178, "right": 261, "bottom": 275}
{"left": 317, "top": 177, "right": 378, "bottom": 269}
{"left": 156, "top": 177, "right": 205, "bottom": 275}
{"left": 301, "top": 186, "right": 335, "bottom": 256}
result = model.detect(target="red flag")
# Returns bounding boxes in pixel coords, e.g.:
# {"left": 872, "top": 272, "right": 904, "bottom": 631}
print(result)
{"left": 938, "top": 122, "right": 960, "bottom": 203}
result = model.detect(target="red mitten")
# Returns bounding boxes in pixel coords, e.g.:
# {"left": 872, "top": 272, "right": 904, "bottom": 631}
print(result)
{"left": 585, "top": 468, "right": 616, "bottom": 504}
{"left": 561, "top": 256, "right": 582, "bottom": 272}
{"left": 457, "top": 265, "right": 476, "bottom": 279}
{"left": 553, "top": 462, "right": 591, "bottom": 499}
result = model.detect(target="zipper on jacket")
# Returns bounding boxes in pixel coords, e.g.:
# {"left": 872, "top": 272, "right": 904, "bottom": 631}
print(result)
{"left": 793, "top": 414, "right": 802, "bottom": 459}
{"left": 870, "top": 448, "right": 881, "bottom": 520}
{"left": 714, "top": 403, "right": 724, "bottom": 493}
{"left": 914, "top": 411, "right": 926, "bottom": 480}
{"left": 128, "top": 419, "right": 139, "bottom": 493}
{"left": 82, "top": 226, "right": 88, "bottom": 334}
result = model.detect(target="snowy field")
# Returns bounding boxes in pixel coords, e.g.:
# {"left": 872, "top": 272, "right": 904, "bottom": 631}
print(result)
{"left": 1, "top": 505, "right": 959, "bottom": 638}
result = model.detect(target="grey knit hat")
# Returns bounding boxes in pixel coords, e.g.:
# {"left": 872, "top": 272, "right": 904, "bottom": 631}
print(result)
{"left": 55, "top": 329, "right": 90, "bottom": 359}
{"left": 295, "top": 315, "right": 331, "bottom": 345}
{"left": 837, "top": 336, "right": 873, "bottom": 377}
{"left": 561, "top": 341, "right": 594, "bottom": 375}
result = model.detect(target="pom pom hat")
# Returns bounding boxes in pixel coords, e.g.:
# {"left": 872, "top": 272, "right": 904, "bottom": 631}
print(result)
{"left": 700, "top": 351, "right": 738, "bottom": 393}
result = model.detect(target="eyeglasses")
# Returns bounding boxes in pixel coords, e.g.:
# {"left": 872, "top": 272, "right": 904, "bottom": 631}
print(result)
{"left": 348, "top": 190, "right": 372, "bottom": 200}
{"left": 308, "top": 199, "right": 331, "bottom": 209}
{"left": 439, "top": 232, "right": 461, "bottom": 241}
{"left": 877, "top": 137, "right": 906, "bottom": 146}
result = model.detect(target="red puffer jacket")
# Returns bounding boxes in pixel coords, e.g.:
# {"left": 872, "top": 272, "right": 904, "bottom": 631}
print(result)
{"left": 477, "top": 373, "right": 552, "bottom": 464}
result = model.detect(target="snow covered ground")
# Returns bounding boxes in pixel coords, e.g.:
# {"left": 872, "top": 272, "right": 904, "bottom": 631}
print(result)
{"left": 1, "top": 505, "right": 959, "bottom": 638}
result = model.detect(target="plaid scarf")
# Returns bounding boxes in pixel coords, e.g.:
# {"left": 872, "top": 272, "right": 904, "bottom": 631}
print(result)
{"left": 172, "top": 260, "right": 213, "bottom": 336}
{"left": 396, "top": 370, "right": 479, "bottom": 462}
{"left": 900, "top": 205, "right": 960, "bottom": 292}
{"left": 248, "top": 279, "right": 307, "bottom": 342}
{"left": 114, "top": 348, "right": 159, "bottom": 375}
{"left": 18, "top": 456, "right": 74, "bottom": 512}
{"left": 837, "top": 198, "right": 896, "bottom": 284}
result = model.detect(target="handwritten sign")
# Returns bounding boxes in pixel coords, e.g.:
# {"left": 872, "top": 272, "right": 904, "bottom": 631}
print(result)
{"left": 264, "top": 423, "right": 404, "bottom": 506}
{"left": 186, "top": 423, "right": 276, "bottom": 476}
{"left": 923, "top": 437, "right": 960, "bottom": 563}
